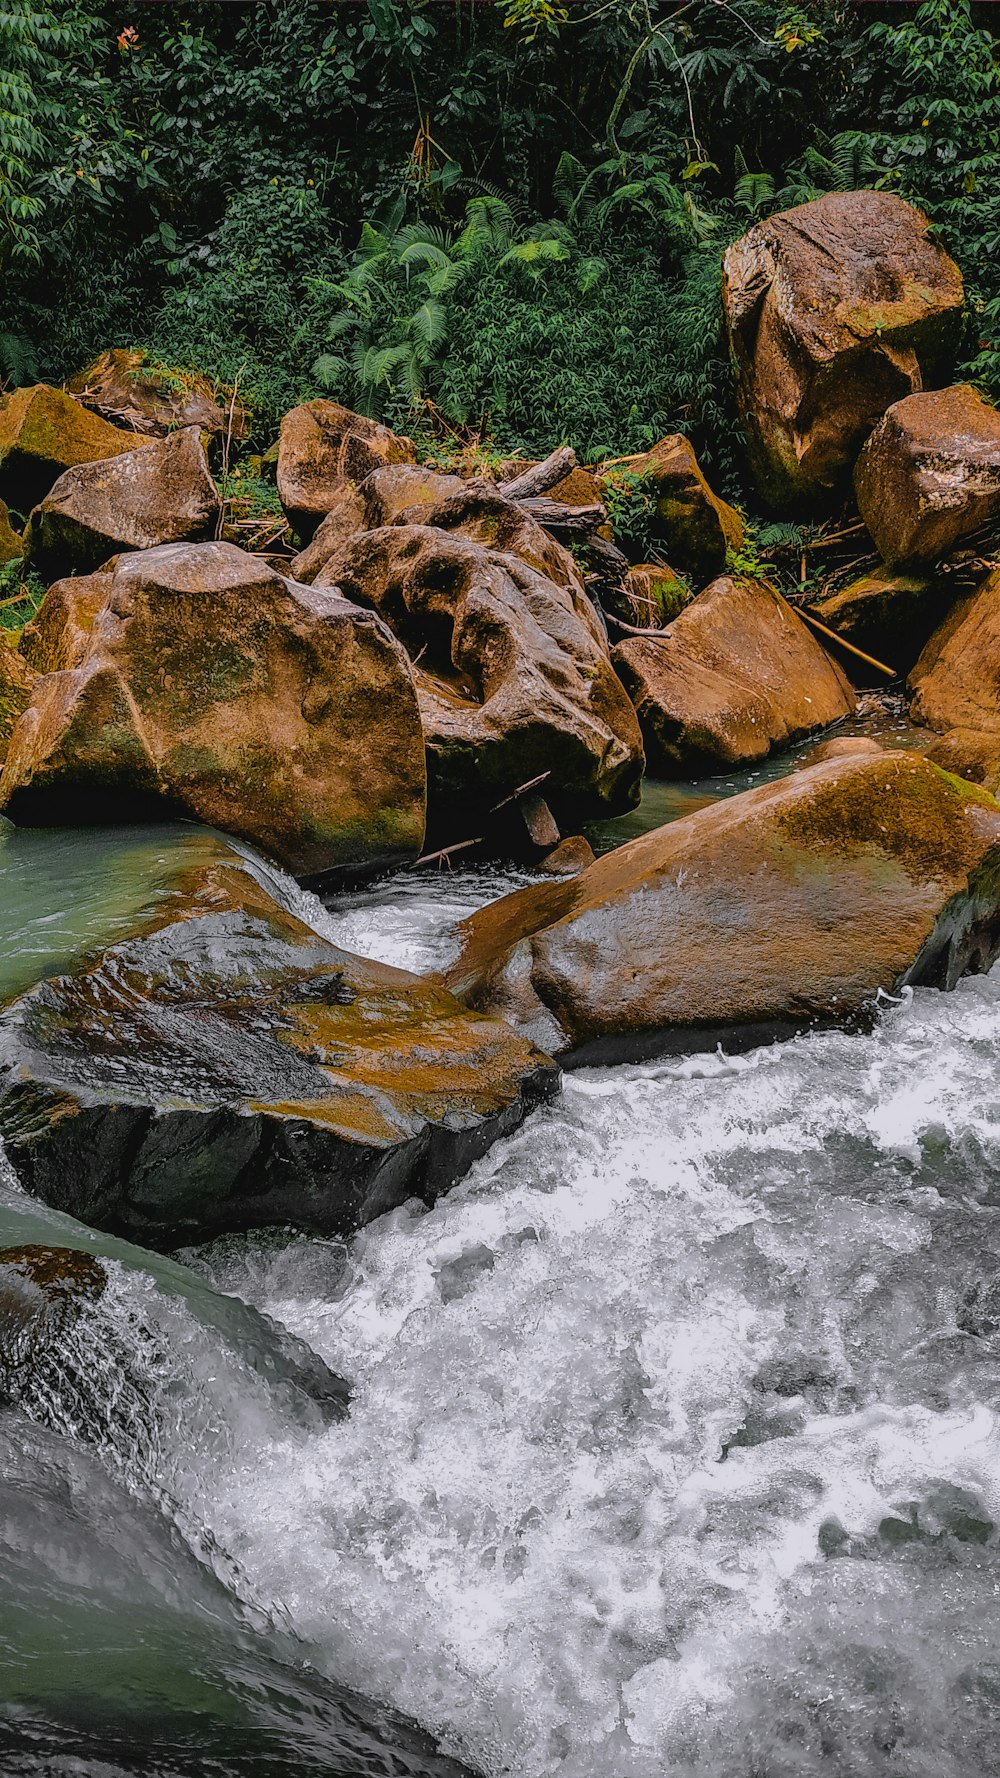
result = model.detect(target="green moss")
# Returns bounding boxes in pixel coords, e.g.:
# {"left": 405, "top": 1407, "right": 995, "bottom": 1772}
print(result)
{"left": 778, "top": 757, "right": 999, "bottom": 884}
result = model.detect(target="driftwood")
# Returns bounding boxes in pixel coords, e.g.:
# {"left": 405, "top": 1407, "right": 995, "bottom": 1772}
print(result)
{"left": 605, "top": 611, "right": 673, "bottom": 640}
{"left": 517, "top": 497, "right": 606, "bottom": 533}
{"left": 799, "top": 608, "right": 896, "bottom": 679}
{"left": 499, "top": 445, "right": 578, "bottom": 501}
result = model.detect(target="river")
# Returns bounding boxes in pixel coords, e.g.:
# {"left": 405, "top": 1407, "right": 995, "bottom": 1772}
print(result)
{"left": 4, "top": 715, "right": 1000, "bottom": 1777}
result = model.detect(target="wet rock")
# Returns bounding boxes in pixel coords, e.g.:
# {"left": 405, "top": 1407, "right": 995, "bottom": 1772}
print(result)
{"left": 797, "top": 735, "right": 884, "bottom": 768}
{"left": 0, "top": 499, "right": 22, "bottom": 565}
{"left": 26, "top": 426, "right": 220, "bottom": 576}
{"left": 443, "top": 751, "right": 1000, "bottom": 1063}
{"left": 535, "top": 834, "right": 596, "bottom": 876}
{"left": 812, "top": 566, "right": 942, "bottom": 673}
{"left": 277, "top": 399, "right": 416, "bottom": 537}
{"left": 612, "top": 575, "right": 855, "bottom": 774}
{"left": 855, "top": 385, "right": 1000, "bottom": 566}
{"left": 0, "top": 839, "right": 558, "bottom": 1246}
{"left": 602, "top": 436, "right": 743, "bottom": 579}
{"left": 67, "top": 349, "right": 248, "bottom": 441}
{"left": 0, "top": 634, "right": 37, "bottom": 763}
{"left": 291, "top": 462, "right": 467, "bottom": 582}
{"left": 0, "top": 384, "right": 153, "bottom": 515}
{"left": 322, "top": 523, "right": 643, "bottom": 835}
{"left": 0, "top": 541, "right": 426, "bottom": 880}
{"left": 722, "top": 192, "right": 964, "bottom": 508}
{"left": 908, "top": 566, "right": 1000, "bottom": 788}
{"left": 0, "top": 1243, "right": 107, "bottom": 1403}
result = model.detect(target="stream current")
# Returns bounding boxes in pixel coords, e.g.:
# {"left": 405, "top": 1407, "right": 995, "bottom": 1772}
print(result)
{"left": 5, "top": 720, "right": 1000, "bottom": 1777}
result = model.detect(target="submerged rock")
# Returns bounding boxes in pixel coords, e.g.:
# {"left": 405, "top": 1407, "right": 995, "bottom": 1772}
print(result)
{"left": 0, "top": 383, "right": 152, "bottom": 515}
{"left": 26, "top": 426, "right": 220, "bottom": 576}
{"left": 612, "top": 575, "right": 855, "bottom": 774}
{"left": 277, "top": 399, "right": 416, "bottom": 537}
{"left": 855, "top": 385, "right": 1000, "bottom": 566}
{"left": 722, "top": 192, "right": 964, "bottom": 508}
{"left": 323, "top": 522, "right": 643, "bottom": 834}
{"left": 909, "top": 565, "right": 1000, "bottom": 788}
{"left": 0, "top": 837, "right": 557, "bottom": 1246}
{"left": 0, "top": 541, "right": 426, "bottom": 880}
{"left": 443, "top": 751, "right": 1000, "bottom": 1063}
{"left": 0, "top": 1242, "right": 107, "bottom": 1404}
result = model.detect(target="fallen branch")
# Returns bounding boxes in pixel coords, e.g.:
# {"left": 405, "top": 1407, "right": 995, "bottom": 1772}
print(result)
{"left": 411, "top": 836, "right": 484, "bottom": 869}
{"left": 799, "top": 607, "right": 896, "bottom": 678}
{"left": 517, "top": 497, "right": 606, "bottom": 533}
{"left": 605, "top": 611, "right": 673, "bottom": 639}
{"left": 499, "top": 446, "right": 577, "bottom": 501}
{"left": 489, "top": 770, "right": 551, "bottom": 814}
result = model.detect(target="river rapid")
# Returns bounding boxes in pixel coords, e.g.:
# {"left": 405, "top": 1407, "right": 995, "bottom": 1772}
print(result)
{"left": 5, "top": 732, "right": 1000, "bottom": 1777}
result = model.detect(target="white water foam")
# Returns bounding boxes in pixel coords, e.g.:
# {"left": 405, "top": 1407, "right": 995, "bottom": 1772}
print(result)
{"left": 165, "top": 918, "right": 1000, "bottom": 1778}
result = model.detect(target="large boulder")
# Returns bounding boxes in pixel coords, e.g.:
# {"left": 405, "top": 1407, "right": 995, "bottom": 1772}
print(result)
{"left": 321, "top": 523, "right": 644, "bottom": 833}
{"left": 601, "top": 435, "right": 744, "bottom": 580}
{"left": 612, "top": 575, "right": 855, "bottom": 774}
{"left": 25, "top": 426, "right": 220, "bottom": 576}
{"left": 908, "top": 565, "right": 1000, "bottom": 787}
{"left": 66, "top": 349, "right": 248, "bottom": 441}
{"left": 811, "top": 566, "right": 942, "bottom": 674}
{"left": 0, "top": 384, "right": 153, "bottom": 515}
{"left": 0, "top": 838, "right": 557, "bottom": 1247}
{"left": 277, "top": 399, "right": 416, "bottom": 537}
{"left": 855, "top": 385, "right": 1000, "bottom": 566}
{"left": 722, "top": 192, "right": 964, "bottom": 508}
{"left": 0, "top": 632, "right": 37, "bottom": 762}
{"left": 443, "top": 751, "right": 1000, "bottom": 1063}
{"left": 0, "top": 542, "right": 426, "bottom": 879}
{"left": 290, "top": 461, "right": 467, "bottom": 582}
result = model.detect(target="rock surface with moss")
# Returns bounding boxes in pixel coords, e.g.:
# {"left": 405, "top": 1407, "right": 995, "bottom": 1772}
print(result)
{"left": 855, "top": 384, "right": 1000, "bottom": 566}
{"left": 0, "top": 633, "right": 37, "bottom": 763}
{"left": 0, "top": 838, "right": 558, "bottom": 1247}
{"left": 442, "top": 751, "right": 1000, "bottom": 1063}
{"left": 908, "top": 565, "right": 1000, "bottom": 788}
{"left": 277, "top": 399, "right": 416, "bottom": 537}
{"left": 0, "top": 384, "right": 154, "bottom": 516}
{"left": 66, "top": 349, "right": 248, "bottom": 441}
{"left": 26, "top": 426, "right": 221, "bottom": 577}
{"left": 320, "top": 521, "right": 643, "bottom": 839}
{"left": 612, "top": 574, "right": 855, "bottom": 774}
{"left": 811, "top": 566, "right": 943, "bottom": 673}
{"left": 0, "top": 540, "right": 426, "bottom": 879}
{"left": 723, "top": 192, "right": 965, "bottom": 510}
{"left": 601, "top": 435, "right": 744, "bottom": 581}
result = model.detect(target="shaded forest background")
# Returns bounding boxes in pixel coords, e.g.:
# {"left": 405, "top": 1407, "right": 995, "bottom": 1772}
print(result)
{"left": 2, "top": 0, "right": 999, "bottom": 492}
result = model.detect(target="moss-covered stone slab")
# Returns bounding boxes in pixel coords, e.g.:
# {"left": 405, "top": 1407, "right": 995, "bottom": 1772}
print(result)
{"left": 0, "top": 384, "right": 153, "bottom": 515}
{"left": 443, "top": 751, "right": 1000, "bottom": 1063}
{"left": 0, "top": 838, "right": 558, "bottom": 1247}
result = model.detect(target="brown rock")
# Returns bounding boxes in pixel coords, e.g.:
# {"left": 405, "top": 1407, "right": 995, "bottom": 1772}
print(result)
{"left": 722, "top": 192, "right": 965, "bottom": 508}
{"left": 0, "top": 541, "right": 426, "bottom": 879}
{"left": 66, "top": 350, "right": 248, "bottom": 441}
{"left": 443, "top": 751, "right": 1000, "bottom": 1062}
{"left": 0, "top": 837, "right": 558, "bottom": 1246}
{"left": 291, "top": 463, "right": 465, "bottom": 582}
{"left": 612, "top": 575, "right": 855, "bottom": 774}
{"left": 0, "top": 384, "right": 153, "bottom": 515}
{"left": 797, "top": 736, "right": 884, "bottom": 768}
{"left": 26, "top": 426, "right": 220, "bottom": 576}
{"left": 277, "top": 399, "right": 416, "bottom": 536}
{"left": 855, "top": 385, "right": 1000, "bottom": 566}
{"left": 0, "top": 632, "right": 37, "bottom": 763}
{"left": 536, "top": 834, "right": 596, "bottom": 876}
{"left": 812, "top": 566, "right": 942, "bottom": 672}
{"left": 608, "top": 563, "right": 690, "bottom": 631}
{"left": 388, "top": 480, "right": 583, "bottom": 593}
{"left": 908, "top": 566, "right": 1000, "bottom": 787}
{"left": 323, "top": 523, "right": 643, "bottom": 835}
{"left": 601, "top": 436, "right": 743, "bottom": 579}
{"left": 0, "top": 499, "right": 22, "bottom": 565}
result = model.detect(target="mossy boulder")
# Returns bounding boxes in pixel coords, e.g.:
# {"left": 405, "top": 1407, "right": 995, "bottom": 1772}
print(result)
{"left": 277, "top": 399, "right": 416, "bottom": 537}
{"left": 600, "top": 435, "right": 743, "bottom": 581}
{"left": 0, "top": 500, "right": 23, "bottom": 565}
{"left": 722, "top": 191, "right": 964, "bottom": 509}
{"left": 908, "top": 566, "right": 1000, "bottom": 789}
{"left": 291, "top": 462, "right": 467, "bottom": 583}
{"left": 0, "top": 541, "right": 427, "bottom": 880}
{"left": 811, "top": 566, "right": 943, "bottom": 674}
{"left": 855, "top": 385, "right": 1000, "bottom": 566}
{"left": 319, "top": 521, "right": 643, "bottom": 840}
{"left": 0, "top": 384, "right": 153, "bottom": 516}
{"left": 26, "top": 426, "right": 220, "bottom": 577}
{"left": 0, "top": 839, "right": 558, "bottom": 1247}
{"left": 0, "top": 632, "right": 37, "bottom": 763}
{"left": 442, "top": 751, "right": 1000, "bottom": 1063}
{"left": 67, "top": 349, "right": 248, "bottom": 441}
{"left": 612, "top": 574, "right": 855, "bottom": 774}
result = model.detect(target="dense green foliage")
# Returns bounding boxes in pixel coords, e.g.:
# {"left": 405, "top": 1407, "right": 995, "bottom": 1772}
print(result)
{"left": 1, "top": 0, "right": 999, "bottom": 487}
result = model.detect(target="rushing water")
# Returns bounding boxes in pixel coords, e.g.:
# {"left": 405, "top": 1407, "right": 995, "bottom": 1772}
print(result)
{"left": 6, "top": 727, "right": 1000, "bottom": 1776}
